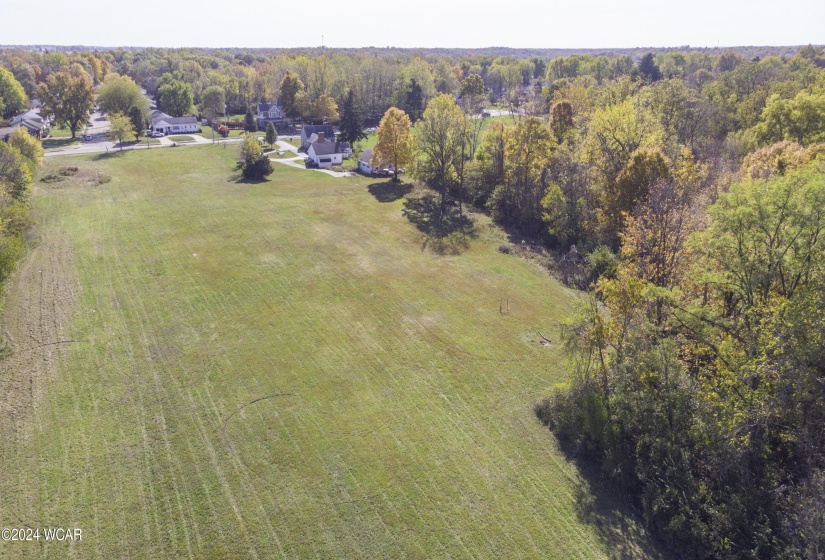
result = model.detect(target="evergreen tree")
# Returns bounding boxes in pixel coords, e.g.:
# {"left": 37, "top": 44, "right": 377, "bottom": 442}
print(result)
{"left": 244, "top": 107, "right": 257, "bottom": 132}
{"left": 265, "top": 122, "right": 277, "bottom": 148}
{"left": 405, "top": 78, "right": 424, "bottom": 122}
{"left": 128, "top": 105, "right": 146, "bottom": 136}
{"left": 337, "top": 90, "right": 366, "bottom": 145}
{"left": 638, "top": 53, "right": 662, "bottom": 83}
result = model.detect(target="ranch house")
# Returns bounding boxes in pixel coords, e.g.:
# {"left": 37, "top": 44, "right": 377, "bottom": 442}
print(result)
{"left": 150, "top": 110, "right": 199, "bottom": 135}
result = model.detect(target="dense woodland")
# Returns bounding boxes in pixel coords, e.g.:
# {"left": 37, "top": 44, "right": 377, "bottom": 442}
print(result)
{"left": 2, "top": 43, "right": 825, "bottom": 558}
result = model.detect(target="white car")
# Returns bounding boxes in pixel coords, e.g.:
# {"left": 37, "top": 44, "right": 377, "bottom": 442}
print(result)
{"left": 150, "top": 131, "right": 165, "bottom": 138}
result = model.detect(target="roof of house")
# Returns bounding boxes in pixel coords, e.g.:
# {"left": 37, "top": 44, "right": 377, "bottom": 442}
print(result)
{"left": 151, "top": 111, "right": 198, "bottom": 126}
{"left": 359, "top": 148, "right": 373, "bottom": 164}
{"left": 310, "top": 140, "right": 348, "bottom": 156}
{"left": 161, "top": 116, "right": 198, "bottom": 125}
{"left": 359, "top": 148, "right": 390, "bottom": 168}
{"left": 257, "top": 101, "right": 282, "bottom": 112}
{"left": 3, "top": 119, "right": 44, "bottom": 134}
{"left": 10, "top": 110, "right": 44, "bottom": 126}
{"left": 302, "top": 124, "right": 335, "bottom": 138}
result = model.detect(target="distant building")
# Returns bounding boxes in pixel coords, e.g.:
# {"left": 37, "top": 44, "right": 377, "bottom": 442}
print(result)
{"left": 150, "top": 110, "right": 199, "bottom": 135}
{"left": 307, "top": 132, "right": 350, "bottom": 168}
{"left": 300, "top": 124, "right": 335, "bottom": 150}
{"left": 357, "top": 148, "right": 392, "bottom": 176}
{"left": 256, "top": 101, "right": 286, "bottom": 129}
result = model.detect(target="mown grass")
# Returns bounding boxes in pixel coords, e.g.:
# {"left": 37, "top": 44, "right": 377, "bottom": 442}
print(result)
{"left": 0, "top": 145, "right": 662, "bottom": 559}
{"left": 167, "top": 135, "right": 196, "bottom": 143}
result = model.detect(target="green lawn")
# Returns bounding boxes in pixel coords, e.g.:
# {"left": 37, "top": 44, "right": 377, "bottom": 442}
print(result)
{"left": 0, "top": 146, "right": 661, "bottom": 559}
{"left": 167, "top": 135, "right": 197, "bottom": 143}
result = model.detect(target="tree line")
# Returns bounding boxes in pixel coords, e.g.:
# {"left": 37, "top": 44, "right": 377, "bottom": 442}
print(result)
{"left": 3, "top": 43, "right": 825, "bottom": 558}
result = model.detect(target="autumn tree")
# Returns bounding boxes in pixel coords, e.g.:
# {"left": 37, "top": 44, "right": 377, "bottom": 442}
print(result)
{"left": 0, "top": 142, "right": 32, "bottom": 200}
{"left": 585, "top": 98, "right": 664, "bottom": 187}
{"left": 310, "top": 92, "right": 339, "bottom": 123}
{"left": 238, "top": 136, "right": 273, "bottom": 180}
{"left": 549, "top": 100, "right": 574, "bottom": 141}
{"left": 36, "top": 64, "right": 95, "bottom": 138}
{"left": 0, "top": 68, "right": 28, "bottom": 119}
{"left": 414, "top": 94, "right": 471, "bottom": 209}
{"left": 373, "top": 107, "right": 414, "bottom": 182}
{"left": 279, "top": 72, "right": 305, "bottom": 119}
{"left": 106, "top": 112, "right": 137, "bottom": 149}
{"left": 460, "top": 74, "right": 486, "bottom": 157}
{"left": 603, "top": 148, "right": 671, "bottom": 243}
{"left": 6, "top": 127, "right": 44, "bottom": 173}
{"left": 489, "top": 117, "right": 556, "bottom": 236}
{"left": 469, "top": 119, "right": 507, "bottom": 206}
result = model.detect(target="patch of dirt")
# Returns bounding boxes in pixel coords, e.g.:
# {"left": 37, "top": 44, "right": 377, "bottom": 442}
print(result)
{"left": 0, "top": 234, "right": 80, "bottom": 448}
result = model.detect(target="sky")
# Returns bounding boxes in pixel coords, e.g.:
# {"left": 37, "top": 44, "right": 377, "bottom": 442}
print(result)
{"left": 0, "top": 0, "right": 823, "bottom": 49}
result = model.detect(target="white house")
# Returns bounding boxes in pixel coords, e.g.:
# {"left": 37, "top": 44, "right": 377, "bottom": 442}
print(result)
{"left": 357, "top": 148, "right": 393, "bottom": 176}
{"left": 150, "top": 110, "right": 199, "bottom": 135}
{"left": 300, "top": 124, "right": 335, "bottom": 150}
{"left": 307, "top": 133, "right": 350, "bottom": 168}
{"left": 256, "top": 101, "right": 285, "bottom": 129}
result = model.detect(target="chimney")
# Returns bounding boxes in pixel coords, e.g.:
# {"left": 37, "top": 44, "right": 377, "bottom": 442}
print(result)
{"left": 317, "top": 132, "right": 325, "bottom": 143}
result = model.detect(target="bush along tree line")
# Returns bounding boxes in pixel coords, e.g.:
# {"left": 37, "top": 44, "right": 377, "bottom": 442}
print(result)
{"left": 4, "top": 44, "right": 825, "bottom": 559}
{"left": 0, "top": 128, "right": 42, "bottom": 281}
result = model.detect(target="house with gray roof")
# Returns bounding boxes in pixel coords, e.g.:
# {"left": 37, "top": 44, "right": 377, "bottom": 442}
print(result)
{"left": 3, "top": 110, "right": 48, "bottom": 140}
{"left": 307, "top": 132, "right": 351, "bottom": 168}
{"left": 357, "top": 148, "right": 393, "bottom": 176}
{"left": 300, "top": 124, "right": 336, "bottom": 150}
{"left": 150, "top": 109, "right": 199, "bottom": 135}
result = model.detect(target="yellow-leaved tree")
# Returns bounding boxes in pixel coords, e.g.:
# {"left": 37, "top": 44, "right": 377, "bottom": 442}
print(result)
{"left": 373, "top": 107, "right": 414, "bottom": 182}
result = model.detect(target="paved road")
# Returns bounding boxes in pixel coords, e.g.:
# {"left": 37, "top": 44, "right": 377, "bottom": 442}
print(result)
{"left": 45, "top": 135, "right": 244, "bottom": 157}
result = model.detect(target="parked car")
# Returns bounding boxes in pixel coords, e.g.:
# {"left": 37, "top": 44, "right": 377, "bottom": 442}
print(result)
{"left": 83, "top": 135, "right": 92, "bottom": 141}
{"left": 150, "top": 131, "right": 164, "bottom": 138}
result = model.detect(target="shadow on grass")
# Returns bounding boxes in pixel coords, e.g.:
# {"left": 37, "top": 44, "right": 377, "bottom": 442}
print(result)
{"left": 367, "top": 180, "right": 412, "bottom": 203}
{"left": 90, "top": 150, "right": 130, "bottom": 161}
{"left": 227, "top": 166, "right": 271, "bottom": 185}
{"left": 402, "top": 193, "right": 476, "bottom": 255}
{"left": 547, "top": 435, "right": 671, "bottom": 560}
{"left": 42, "top": 137, "right": 78, "bottom": 150}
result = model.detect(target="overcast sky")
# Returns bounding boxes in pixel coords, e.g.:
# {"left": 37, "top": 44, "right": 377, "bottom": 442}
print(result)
{"left": 1, "top": 0, "right": 823, "bottom": 49}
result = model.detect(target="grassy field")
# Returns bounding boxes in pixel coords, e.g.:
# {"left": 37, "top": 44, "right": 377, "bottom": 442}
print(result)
{"left": 0, "top": 145, "right": 662, "bottom": 559}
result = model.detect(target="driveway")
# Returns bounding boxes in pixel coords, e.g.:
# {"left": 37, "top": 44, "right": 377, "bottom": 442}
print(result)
{"left": 269, "top": 141, "right": 355, "bottom": 178}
